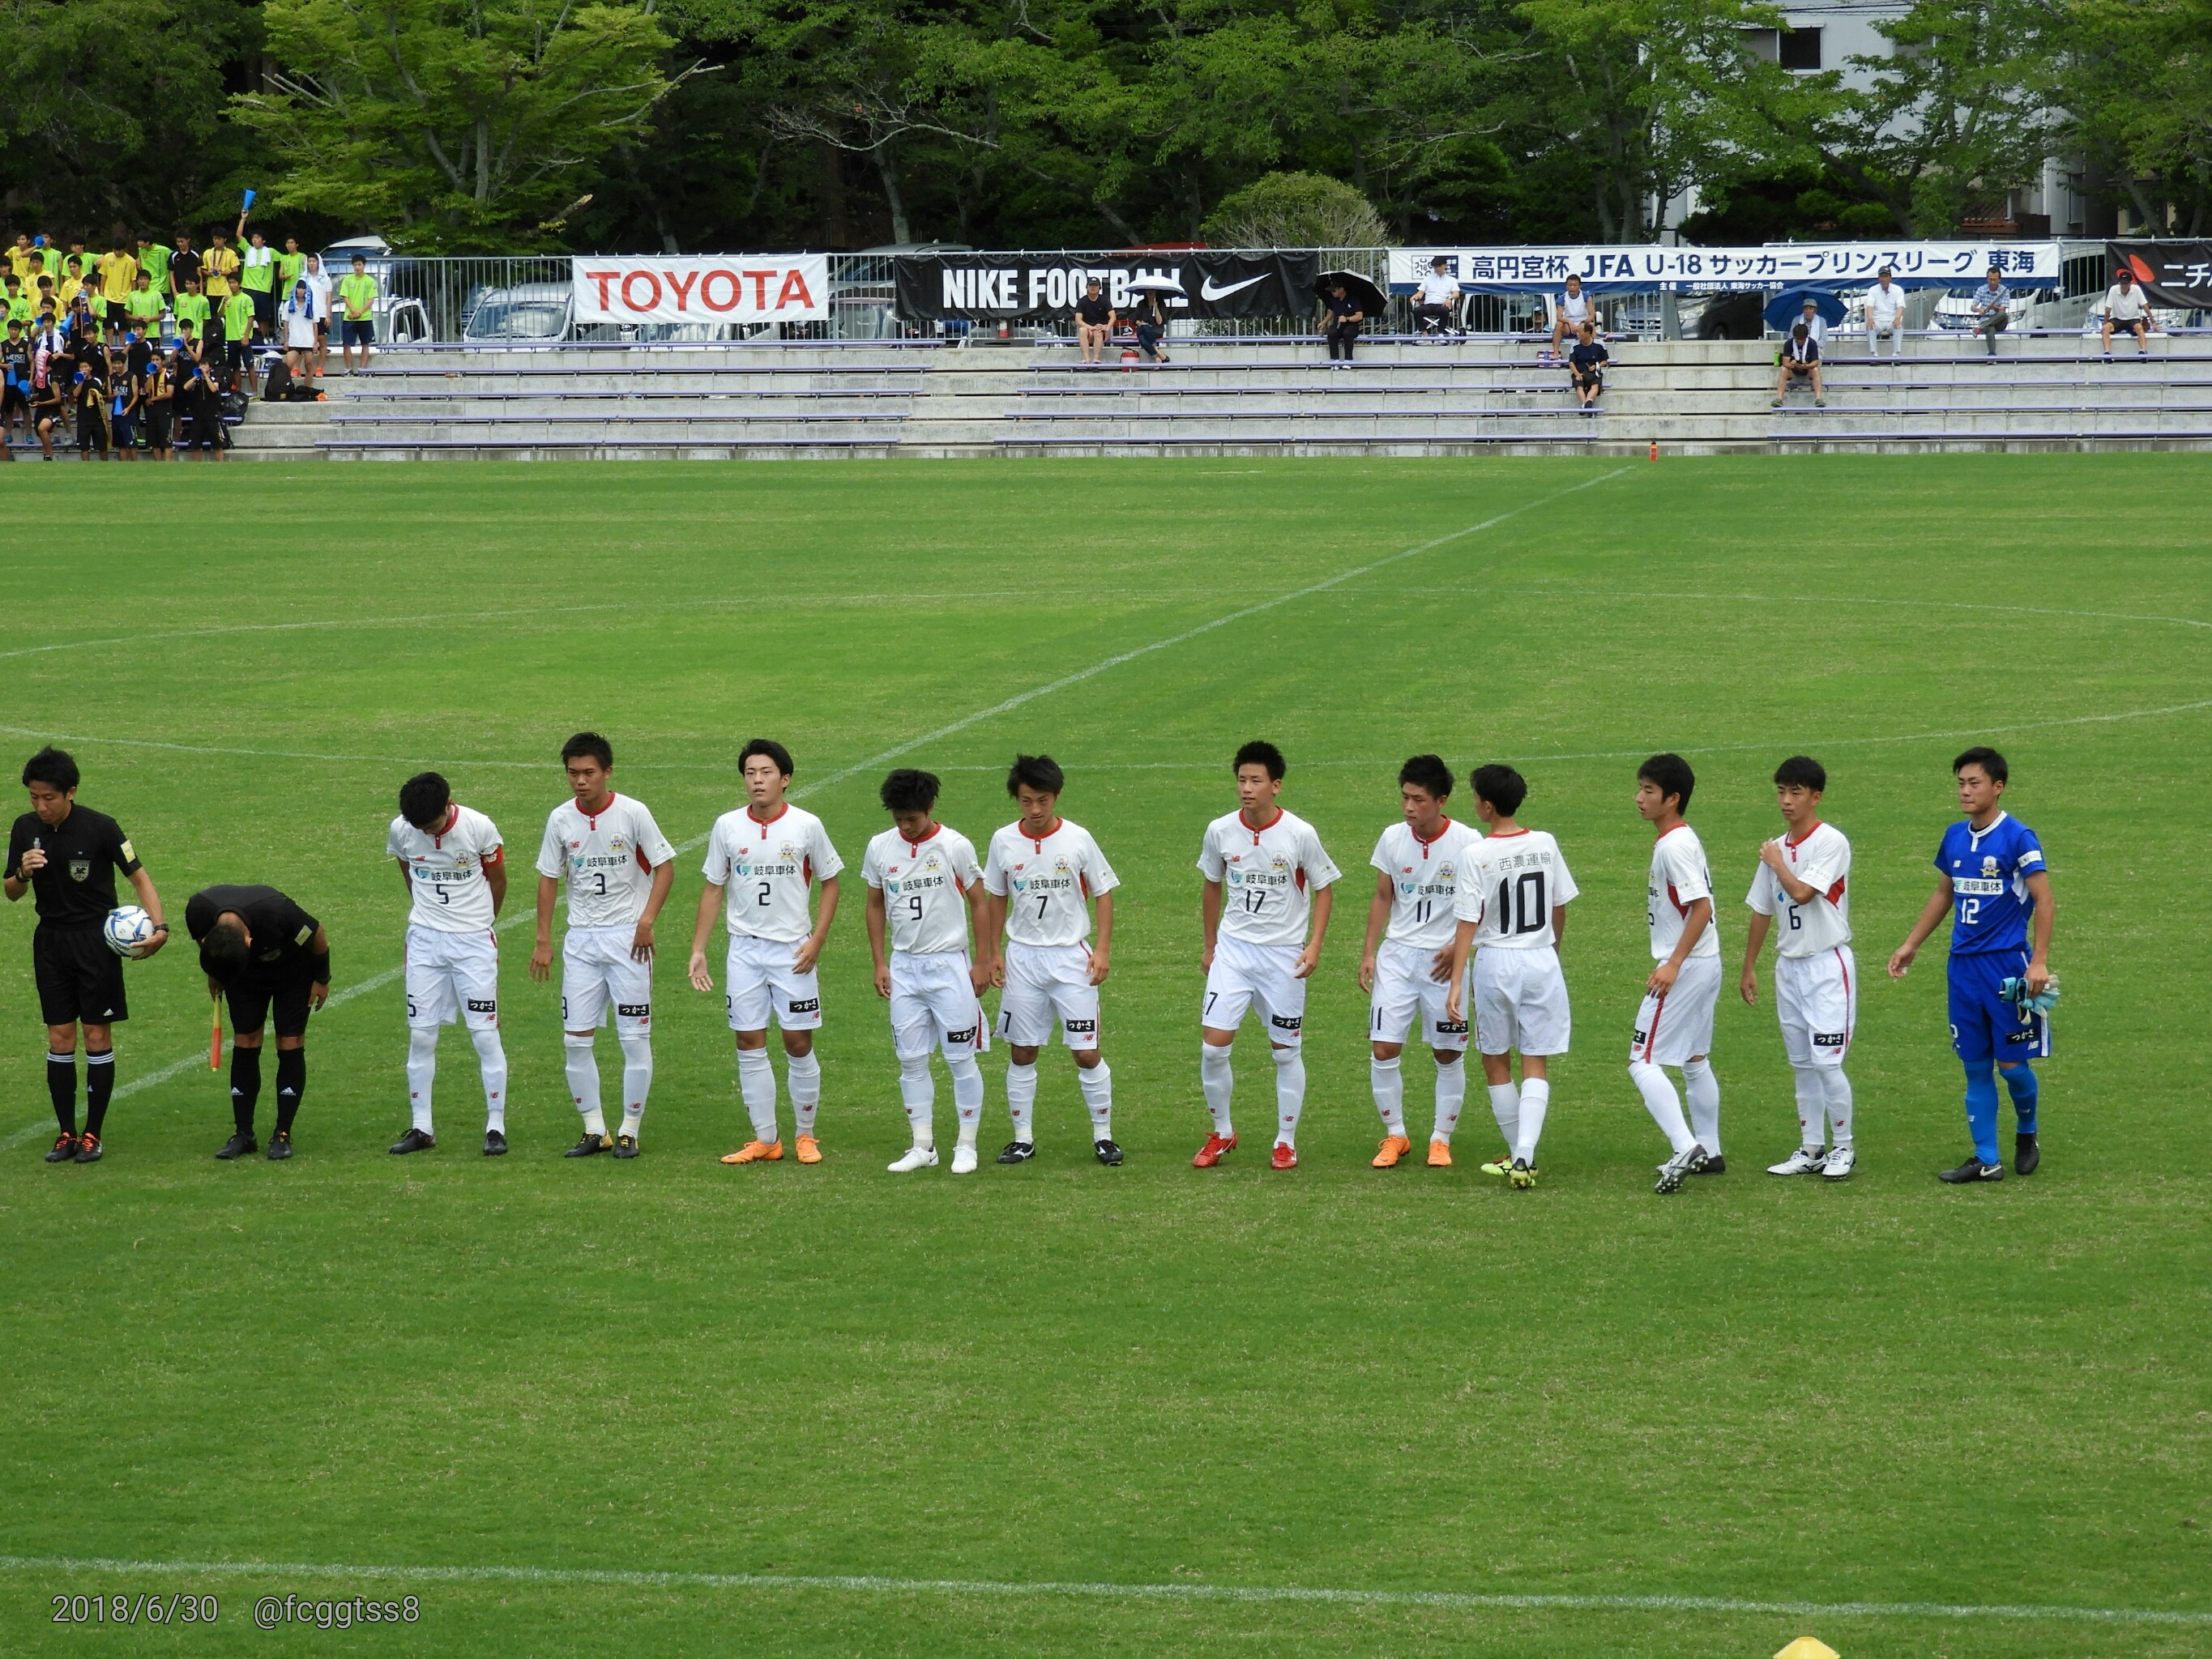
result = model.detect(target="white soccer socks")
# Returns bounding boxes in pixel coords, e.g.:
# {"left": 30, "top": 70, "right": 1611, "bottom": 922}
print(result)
{"left": 1683, "top": 1056, "right": 1720, "bottom": 1158}
{"left": 787, "top": 1049, "right": 822, "bottom": 1138}
{"left": 1006, "top": 1059, "right": 1039, "bottom": 1144}
{"left": 737, "top": 1047, "right": 779, "bottom": 1145}
{"left": 1200, "top": 1043, "right": 1236, "bottom": 1140}
{"left": 1272, "top": 1046, "right": 1306, "bottom": 1149}
{"left": 1791, "top": 1064, "right": 1826, "bottom": 1151}
{"left": 1370, "top": 1054, "right": 1405, "bottom": 1134}
{"left": 1629, "top": 1059, "right": 1693, "bottom": 1156}
{"left": 948, "top": 1054, "right": 984, "bottom": 1172}
{"left": 1821, "top": 1067, "right": 1855, "bottom": 1149}
{"left": 1487, "top": 1081, "right": 1519, "bottom": 1150}
{"left": 565, "top": 1032, "right": 606, "bottom": 1137}
{"left": 1078, "top": 1060, "right": 1112, "bottom": 1139}
{"left": 897, "top": 1052, "right": 935, "bottom": 1149}
{"left": 617, "top": 1031, "right": 651, "bottom": 1137}
{"left": 1433, "top": 1059, "right": 1466, "bottom": 1143}
{"left": 1514, "top": 1077, "right": 1550, "bottom": 1166}
{"left": 406, "top": 1026, "right": 439, "bottom": 1134}
{"left": 471, "top": 1027, "right": 508, "bottom": 1134}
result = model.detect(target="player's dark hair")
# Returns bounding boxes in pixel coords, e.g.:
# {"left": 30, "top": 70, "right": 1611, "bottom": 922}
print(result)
{"left": 20, "top": 745, "right": 79, "bottom": 792}
{"left": 561, "top": 731, "right": 613, "bottom": 770}
{"left": 1638, "top": 752, "right": 1695, "bottom": 813}
{"left": 1007, "top": 753, "right": 1064, "bottom": 797}
{"left": 740, "top": 738, "right": 794, "bottom": 779}
{"left": 1233, "top": 740, "right": 1286, "bottom": 781}
{"left": 1398, "top": 754, "right": 1453, "bottom": 800}
{"left": 1470, "top": 764, "right": 1527, "bottom": 817}
{"left": 879, "top": 768, "right": 940, "bottom": 814}
{"left": 399, "top": 771, "right": 452, "bottom": 830}
{"left": 199, "top": 917, "right": 250, "bottom": 978}
{"left": 1774, "top": 755, "right": 1827, "bottom": 792}
{"left": 1953, "top": 746, "right": 2008, "bottom": 784}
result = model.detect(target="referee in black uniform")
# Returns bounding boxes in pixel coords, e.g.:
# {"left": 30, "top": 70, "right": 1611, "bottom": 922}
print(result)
{"left": 186, "top": 885, "right": 331, "bottom": 1159}
{"left": 5, "top": 748, "right": 169, "bottom": 1163}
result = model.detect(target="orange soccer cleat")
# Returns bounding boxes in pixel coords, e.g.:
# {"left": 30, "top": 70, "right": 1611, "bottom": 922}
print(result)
{"left": 1372, "top": 1134, "right": 1412, "bottom": 1168}
{"left": 720, "top": 1140, "right": 784, "bottom": 1165}
{"left": 1428, "top": 1140, "right": 1454, "bottom": 1168}
{"left": 1191, "top": 1132, "right": 1237, "bottom": 1169}
{"left": 795, "top": 1134, "right": 822, "bottom": 1164}
{"left": 1270, "top": 1142, "right": 1299, "bottom": 1171}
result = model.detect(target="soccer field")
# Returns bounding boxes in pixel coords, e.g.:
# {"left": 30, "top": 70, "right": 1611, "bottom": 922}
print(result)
{"left": 2, "top": 456, "right": 2209, "bottom": 1658}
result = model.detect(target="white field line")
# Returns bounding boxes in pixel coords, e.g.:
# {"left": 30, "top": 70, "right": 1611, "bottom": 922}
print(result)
{"left": 0, "top": 1553, "right": 2204, "bottom": 1627}
{"left": 5, "top": 471, "right": 1619, "bottom": 1145}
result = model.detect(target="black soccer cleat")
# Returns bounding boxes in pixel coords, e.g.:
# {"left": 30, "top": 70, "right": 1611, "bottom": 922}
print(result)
{"left": 565, "top": 1132, "right": 613, "bottom": 1158}
{"left": 996, "top": 1141, "right": 1036, "bottom": 1164}
{"left": 483, "top": 1128, "right": 508, "bottom": 1157}
{"left": 1693, "top": 1155, "right": 1725, "bottom": 1175}
{"left": 1094, "top": 1138, "right": 1124, "bottom": 1166}
{"left": 1937, "top": 1155, "right": 2004, "bottom": 1183}
{"left": 2014, "top": 1132, "right": 2040, "bottom": 1177}
{"left": 72, "top": 1132, "right": 104, "bottom": 1164}
{"left": 215, "top": 1131, "right": 258, "bottom": 1161}
{"left": 389, "top": 1128, "right": 436, "bottom": 1155}
{"left": 44, "top": 1132, "right": 79, "bottom": 1163}
{"left": 266, "top": 1131, "right": 293, "bottom": 1161}
{"left": 613, "top": 1135, "right": 639, "bottom": 1159}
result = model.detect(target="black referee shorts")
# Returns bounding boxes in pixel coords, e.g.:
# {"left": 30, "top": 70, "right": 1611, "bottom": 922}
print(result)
{"left": 222, "top": 973, "right": 314, "bottom": 1039}
{"left": 33, "top": 925, "right": 127, "bottom": 1026}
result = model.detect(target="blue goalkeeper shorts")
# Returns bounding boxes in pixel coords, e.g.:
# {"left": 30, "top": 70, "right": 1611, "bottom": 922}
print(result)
{"left": 1948, "top": 949, "right": 2049, "bottom": 1064}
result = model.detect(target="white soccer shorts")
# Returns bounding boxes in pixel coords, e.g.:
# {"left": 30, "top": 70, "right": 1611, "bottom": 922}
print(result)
{"left": 1369, "top": 937, "right": 1470, "bottom": 1051}
{"left": 1202, "top": 935, "right": 1307, "bottom": 1047}
{"left": 996, "top": 940, "right": 1101, "bottom": 1051}
{"left": 404, "top": 924, "right": 500, "bottom": 1031}
{"left": 889, "top": 949, "right": 988, "bottom": 1061}
{"left": 1777, "top": 946, "right": 1857, "bottom": 1068}
{"left": 1629, "top": 953, "right": 1721, "bottom": 1067}
{"left": 1472, "top": 945, "right": 1570, "bottom": 1057}
{"left": 724, "top": 932, "right": 823, "bottom": 1033}
{"left": 561, "top": 925, "right": 651, "bottom": 1034}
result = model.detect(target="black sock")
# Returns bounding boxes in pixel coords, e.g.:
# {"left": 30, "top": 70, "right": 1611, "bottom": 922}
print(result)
{"left": 83, "top": 1050, "right": 115, "bottom": 1138}
{"left": 230, "top": 1045, "right": 263, "bottom": 1136}
{"left": 274, "top": 1048, "right": 305, "bottom": 1135}
{"left": 47, "top": 1052, "right": 76, "bottom": 1137}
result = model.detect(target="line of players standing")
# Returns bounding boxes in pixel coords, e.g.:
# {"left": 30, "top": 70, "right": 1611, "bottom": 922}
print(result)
{"left": 8, "top": 735, "right": 2056, "bottom": 1185}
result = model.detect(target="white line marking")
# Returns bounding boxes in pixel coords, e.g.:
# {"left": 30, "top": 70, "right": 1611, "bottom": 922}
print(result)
{"left": 0, "top": 1554, "right": 2201, "bottom": 1627}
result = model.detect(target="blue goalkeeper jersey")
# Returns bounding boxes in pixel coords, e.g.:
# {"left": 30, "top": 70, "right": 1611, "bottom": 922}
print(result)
{"left": 1936, "top": 812, "right": 2045, "bottom": 956}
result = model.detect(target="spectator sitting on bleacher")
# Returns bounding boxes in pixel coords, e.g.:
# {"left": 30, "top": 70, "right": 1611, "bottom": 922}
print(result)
{"left": 1074, "top": 279, "right": 1112, "bottom": 365}
{"left": 1548, "top": 275, "right": 1593, "bottom": 362}
{"left": 1130, "top": 291, "right": 1170, "bottom": 364}
{"left": 1322, "top": 279, "right": 1363, "bottom": 367}
{"left": 1864, "top": 267, "right": 1906, "bottom": 360}
{"left": 1796, "top": 296, "right": 1829, "bottom": 350}
{"left": 2101, "top": 268, "right": 2151, "bottom": 360}
{"left": 1773, "top": 322, "right": 1825, "bottom": 408}
{"left": 1567, "top": 321, "right": 1607, "bottom": 415}
{"left": 1413, "top": 257, "right": 1458, "bottom": 336}
{"left": 1970, "top": 266, "right": 2010, "bottom": 358}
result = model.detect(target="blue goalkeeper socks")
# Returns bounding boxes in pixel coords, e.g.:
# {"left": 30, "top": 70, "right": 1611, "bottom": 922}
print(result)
{"left": 1963, "top": 1064, "right": 2001, "bottom": 1165}
{"left": 2001, "top": 1063, "right": 2039, "bottom": 1135}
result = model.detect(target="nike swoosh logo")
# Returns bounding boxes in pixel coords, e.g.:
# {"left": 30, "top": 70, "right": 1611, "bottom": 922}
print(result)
{"left": 1199, "top": 275, "right": 1267, "bottom": 301}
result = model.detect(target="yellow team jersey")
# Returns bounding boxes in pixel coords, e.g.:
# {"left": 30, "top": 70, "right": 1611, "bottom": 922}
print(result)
{"left": 202, "top": 247, "right": 240, "bottom": 297}
{"left": 98, "top": 253, "right": 139, "bottom": 303}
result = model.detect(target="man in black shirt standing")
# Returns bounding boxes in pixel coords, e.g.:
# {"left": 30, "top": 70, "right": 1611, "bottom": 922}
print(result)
{"left": 186, "top": 885, "right": 331, "bottom": 1159}
{"left": 5, "top": 748, "right": 169, "bottom": 1162}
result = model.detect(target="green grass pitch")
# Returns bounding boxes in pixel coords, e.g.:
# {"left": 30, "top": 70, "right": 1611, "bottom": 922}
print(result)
{"left": 2, "top": 456, "right": 2209, "bottom": 1658}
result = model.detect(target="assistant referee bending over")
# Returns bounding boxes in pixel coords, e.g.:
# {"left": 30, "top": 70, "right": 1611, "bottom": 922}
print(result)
{"left": 186, "top": 885, "right": 331, "bottom": 1160}
{"left": 5, "top": 747, "right": 169, "bottom": 1163}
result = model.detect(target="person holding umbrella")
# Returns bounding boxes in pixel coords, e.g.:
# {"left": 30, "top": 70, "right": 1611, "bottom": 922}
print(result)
{"left": 1317, "top": 271, "right": 1381, "bottom": 368}
{"left": 1125, "top": 275, "right": 1180, "bottom": 363}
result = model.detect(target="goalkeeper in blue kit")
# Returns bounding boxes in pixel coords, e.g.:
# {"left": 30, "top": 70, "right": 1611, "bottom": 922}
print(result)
{"left": 1888, "top": 748, "right": 2056, "bottom": 1182}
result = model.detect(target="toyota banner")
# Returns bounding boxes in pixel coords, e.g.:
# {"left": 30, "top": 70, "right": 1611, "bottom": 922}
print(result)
{"left": 894, "top": 252, "right": 1322, "bottom": 322}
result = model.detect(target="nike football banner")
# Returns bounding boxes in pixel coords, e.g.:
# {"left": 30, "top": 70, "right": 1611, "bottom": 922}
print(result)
{"left": 2107, "top": 241, "right": 2212, "bottom": 309}
{"left": 893, "top": 252, "right": 1320, "bottom": 321}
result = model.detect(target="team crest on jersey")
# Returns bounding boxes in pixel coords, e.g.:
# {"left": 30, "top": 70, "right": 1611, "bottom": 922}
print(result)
{"left": 1981, "top": 855, "right": 2001, "bottom": 877}
{"left": 1053, "top": 856, "right": 1070, "bottom": 873}
{"left": 780, "top": 843, "right": 797, "bottom": 862}
{"left": 68, "top": 858, "right": 90, "bottom": 882}
{"left": 1439, "top": 863, "right": 1455, "bottom": 883}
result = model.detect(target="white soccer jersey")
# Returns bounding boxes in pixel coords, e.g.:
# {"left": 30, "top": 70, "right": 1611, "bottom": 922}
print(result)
{"left": 1747, "top": 821, "right": 1853, "bottom": 957}
{"left": 1371, "top": 818, "right": 1482, "bottom": 950}
{"left": 1198, "top": 807, "right": 1341, "bottom": 949}
{"left": 1454, "top": 828, "right": 1578, "bottom": 950}
{"left": 386, "top": 804, "right": 504, "bottom": 932}
{"left": 703, "top": 804, "right": 844, "bottom": 944}
{"left": 984, "top": 818, "right": 1119, "bottom": 949}
{"left": 861, "top": 823, "right": 982, "bottom": 955}
{"left": 1646, "top": 823, "right": 1721, "bottom": 962}
{"left": 536, "top": 793, "right": 675, "bottom": 930}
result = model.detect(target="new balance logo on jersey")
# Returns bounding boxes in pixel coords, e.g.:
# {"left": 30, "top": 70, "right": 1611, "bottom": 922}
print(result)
{"left": 788, "top": 996, "right": 820, "bottom": 1014}
{"left": 467, "top": 998, "right": 497, "bottom": 1014}
{"left": 617, "top": 1002, "right": 651, "bottom": 1018}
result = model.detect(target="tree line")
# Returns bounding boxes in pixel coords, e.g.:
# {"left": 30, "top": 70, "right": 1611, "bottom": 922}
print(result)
{"left": 0, "top": 0, "right": 2202, "bottom": 254}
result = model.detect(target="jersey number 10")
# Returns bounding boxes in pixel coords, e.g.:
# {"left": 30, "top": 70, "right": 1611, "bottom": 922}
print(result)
{"left": 1494, "top": 871, "right": 1547, "bottom": 935}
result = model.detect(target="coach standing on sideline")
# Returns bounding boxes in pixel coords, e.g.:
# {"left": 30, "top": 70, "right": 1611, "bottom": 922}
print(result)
{"left": 186, "top": 885, "right": 331, "bottom": 1161}
{"left": 5, "top": 747, "right": 169, "bottom": 1164}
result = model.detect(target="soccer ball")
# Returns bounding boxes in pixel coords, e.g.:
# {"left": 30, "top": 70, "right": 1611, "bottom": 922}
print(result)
{"left": 103, "top": 905, "right": 158, "bottom": 957}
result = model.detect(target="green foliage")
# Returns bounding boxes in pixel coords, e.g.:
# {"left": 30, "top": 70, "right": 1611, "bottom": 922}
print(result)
{"left": 1202, "top": 171, "right": 1387, "bottom": 247}
{"left": 2048, "top": 0, "right": 2212, "bottom": 234}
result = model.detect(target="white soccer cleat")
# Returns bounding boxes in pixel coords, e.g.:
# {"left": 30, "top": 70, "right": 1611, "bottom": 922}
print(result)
{"left": 886, "top": 1145, "right": 938, "bottom": 1173}
{"left": 1767, "top": 1147, "right": 1827, "bottom": 1175}
{"left": 1821, "top": 1146, "right": 1857, "bottom": 1180}
{"left": 950, "top": 1145, "right": 978, "bottom": 1175}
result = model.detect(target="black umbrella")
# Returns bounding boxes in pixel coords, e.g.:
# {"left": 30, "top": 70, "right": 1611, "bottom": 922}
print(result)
{"left": 1315, "top": 270, "right": 1386, "bottom": 315}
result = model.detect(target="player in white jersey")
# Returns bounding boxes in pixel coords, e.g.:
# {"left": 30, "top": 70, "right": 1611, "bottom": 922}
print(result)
{"left": 1629, "top": 754, "right": 1723, "bottom": 1194}
{"left": 1195, "top": 741, "right": 1340, "bottom": 1171}
{"left": 1741, "top": 756, "right": 1859, "bottom": 1180}
{"left": 528, "top": 734, "right": 675, "bottom": 1160}
{"left": 983, "top": 755, "right": 1122, "bottom": 1166}
{"left": 384, "top": 771, "right": 510, "bottom": 1156}
{"left": 1357, "top": 755, "right": 1480, "bottom": 1169}
{"left": 1444, "top": 766, "right": 1577, "bottom": 1188}
{"left": 860, "top": 769, "right": 992, "bottom": 1174}
{"left": 689, "top": 740, "right": 843, "bottom": 1166}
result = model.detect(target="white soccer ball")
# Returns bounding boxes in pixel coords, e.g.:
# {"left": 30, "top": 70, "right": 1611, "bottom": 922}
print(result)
{"left": 103, "top": 905, "right": 158, "bottom": 957}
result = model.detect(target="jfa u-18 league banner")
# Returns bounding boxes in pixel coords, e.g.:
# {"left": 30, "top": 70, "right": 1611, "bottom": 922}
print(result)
{"left": 1388, "top": 243, "right": 2060, "bottom": 294}
{"left": 571, "top": 254, "right": 831, "bottom": 324}
{"left": 895, "top": 252, "right": 1319, "bottom": 321}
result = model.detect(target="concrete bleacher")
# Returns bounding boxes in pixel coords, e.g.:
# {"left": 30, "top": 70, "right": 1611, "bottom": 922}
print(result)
{"left": 237, "top": 334, "right": 2212, "bottom": 460}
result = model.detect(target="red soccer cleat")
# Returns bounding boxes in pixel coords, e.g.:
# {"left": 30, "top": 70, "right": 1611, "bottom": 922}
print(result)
{"left": 1270, "top": 1142, "right": 1298, "bottom": 1171}
{"left": 1191, "top": 1132, "right": 1236, "bottom": 1168}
